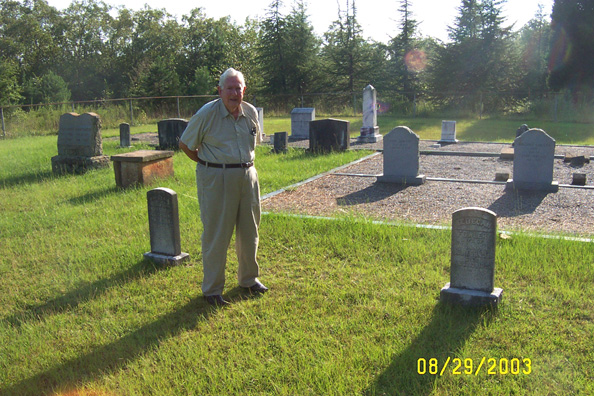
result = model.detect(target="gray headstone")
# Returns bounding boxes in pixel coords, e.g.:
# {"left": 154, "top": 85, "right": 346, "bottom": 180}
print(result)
{"left": 507, "top": 129, "right": 559, "bottom": 192}
{"left": 516, "top": 124, "right": 529, "bottom": 139}
{"left": 273, "top": 132, "right": 288, "bottom": 153}
{"left": 291, "top": 108, "right": 315, "bottom": 139}
{"left": 377, "top": 126, "right": 425, "bottom": 185}
{"left": 51, "top": 112, "right": 110, "bottom": 174}
{"left": 57, "top": 112, "right": 104, "bottom": 157}
{"left": 309, "top": 118, "right": 350, "bottom": 152}
{"left": 158, "top": 118, "right": 188, "bottom": 150}
{"left": 120, "top": 123, "right": 131, "bottom": 147}
{"left": 439, "top": 120, "right": 458, "bottom": 143}
{"left": 144, "top": 187, "right": 189, "bottom": 266}
{"left": 358, "top": 85, "right": 382, "bottom": 143}
{"left": 440, "top": 207, "right": 503, "bottom": 306}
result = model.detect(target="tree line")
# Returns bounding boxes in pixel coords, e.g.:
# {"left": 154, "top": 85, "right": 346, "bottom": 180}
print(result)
{"left": 1, "top": 0, "right": 593, "bottom": 115}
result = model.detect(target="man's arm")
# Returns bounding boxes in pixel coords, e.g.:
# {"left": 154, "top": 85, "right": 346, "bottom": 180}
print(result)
{"left": 179, "top": 140, "right": 200, "bottom": 162}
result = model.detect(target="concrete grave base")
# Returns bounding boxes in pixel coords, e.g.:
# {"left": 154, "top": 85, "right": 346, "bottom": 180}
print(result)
{"left": 440, "top": 283, "right": 503, "bottom": 306}
{"left": 144, "top": 251, "right": 189, "bottom": 266}
{"left": 505, "top": 179, "right": 559, "bottom": 192}
{"left": 357, "top": 126, "right": 383, "bottom": 143}
{"left": 51, "top": 155, "right": 110, "bottom": 175}
{"left": 376, "top": 174, "right": 426, "bottom": 185}
{"left": 111, "top": 150, "right": 174, "bottom": 188}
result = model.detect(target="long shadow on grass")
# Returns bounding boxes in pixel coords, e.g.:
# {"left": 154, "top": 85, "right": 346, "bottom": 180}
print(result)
{"left": 366, "top": 303, "right": 496, "bottom": 396}
{"left": 2, "top": 259, "right": 161, "bottom": 328}
{"left": 337, "top": 182, "right": 408, "bottom": 205}
{"left": 1, "top": 295, "right": 223, "bottom": 396}
{"left": 0, "top": 170, "right": 54, "bottom": 188}
{"left": 488, "top": 189, "right": 549, "bottom": 217}
{"left": 67, "top": 186, "right": 121, "bottom": 205}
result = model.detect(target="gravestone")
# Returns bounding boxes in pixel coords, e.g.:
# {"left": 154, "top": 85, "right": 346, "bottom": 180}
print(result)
{"left": 291, "top": 108, "right": 315, "bottom": 139}
{"left": 51, "top": 112, "right": 110, "bottom": 175}
{"left": 144, "top": 187, "right": 189, "bottom": 266}
{"left": 111, "top": 150, "right": 174, "bottom": 189}
{"left": 377, "top": 126, "right": 425, "bottom": 185}
{"left": 157, "top": 118, "right": 188, "bottom": 150}
{"left": 506, "top": 128, "right": 559, "bottom": 192}
{"left": 120, "top": 123, "right": 131, "bottom": 148}
{"left": 516, "top": 124, "right": 529, "bottom": 139}
{"left": 273, "top": 132, "right": 288, "bottom": 153}
{"left": 440, "top": 207, "right": 503, "bottom": 306}
{"left": 309, "top": 118, "right": 350, "bottom": 152}
{"left": 357, "top": 85, "right": 383, "bottom": 143}
{"left": 256, "top": 107, "right": 264, "bottom": 144}
{"left": 439, "top": 120, "right": 458, "bottom": 144}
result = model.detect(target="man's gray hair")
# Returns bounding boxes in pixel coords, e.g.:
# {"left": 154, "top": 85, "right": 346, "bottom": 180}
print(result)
{"left": 219, "top": 68, "right": 245, "bottom": 88}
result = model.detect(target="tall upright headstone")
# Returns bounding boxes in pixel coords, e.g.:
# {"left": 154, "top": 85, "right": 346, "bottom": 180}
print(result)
{"left": 51, "top": 112, "right": 110, "bottom": 174}
{"left": 439, "top": 120, "right": 458, "bottom": 144}
{"left": 440, "top": 207, "right": 503, "bottom": 306}
{"left": 256, "top": 107, "right": 264, "bottom": 144}
{"left": 506, "top": 128, "right": 559, "bottom": 192}
{"left": 120, "top": 123, "right": 131, "bottom": 148}
{"left": 157, "top": 118, "right": 188, "bottom": 150}
{"left": 377, "top": 126, "right": 425, "bottom": 185}
{"left": 144, "top": 187, "right": 189, "bottom": 266}
{"left": 291, "top": 108, "right": 315, "bottom": 139}
{"left": 309, "top": 118, "right": 350, "bottom": 152}
{"left": 357, "top": 85, "right": 383, "bottom": 143}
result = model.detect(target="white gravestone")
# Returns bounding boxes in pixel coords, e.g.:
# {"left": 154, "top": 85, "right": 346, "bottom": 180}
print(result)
{"left": 256, "top": 107, "right": 264, "bottom": 144}
{"left": 439, "top": 120, "right": 458, "bottom": 143}
{"left": 506, "top": 128, "right": 559, "bottom": 192}
{"left": 144, "top": 187, "right": 190, "bottom": 266}
{"left": 377, "top": 126, "right": 425, "bottom": 185}
{"left": 440, "top": 207, "right": 503, "bottom": 306}
{"left": 291, "top": 108, "right": 315, "bottom": 139}
{"left": 357, "top": 85, "right": 382, "bottom": 143}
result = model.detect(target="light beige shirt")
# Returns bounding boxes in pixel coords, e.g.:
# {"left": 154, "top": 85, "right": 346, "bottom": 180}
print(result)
{"left": 180, "top": 99, "right": 259, "bottom": 164}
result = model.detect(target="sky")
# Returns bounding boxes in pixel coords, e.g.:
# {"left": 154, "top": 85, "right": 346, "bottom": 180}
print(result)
{"left": 44, "top": 0, "right": 555, "bottom": 43}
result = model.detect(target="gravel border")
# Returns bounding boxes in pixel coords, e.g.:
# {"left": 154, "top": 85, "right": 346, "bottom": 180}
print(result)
{"left": 262, "top": 138, "right": 594, "bottom": 237}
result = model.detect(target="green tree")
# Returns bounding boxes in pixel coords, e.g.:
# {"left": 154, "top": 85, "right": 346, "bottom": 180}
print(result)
{"left": 24, "top": 71, "right": 71, "bottom": 104}
{"left": 0, "top": 59, "right": 23, "bottom": 105}
{"left": 548, "top": 0, "right": 594, "bottom": 93}
{"left": 516, "top": 4, "right": 551, "bottom": 96}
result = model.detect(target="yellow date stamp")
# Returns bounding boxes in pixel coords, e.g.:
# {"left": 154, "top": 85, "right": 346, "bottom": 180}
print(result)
{"left": 417, "top": 357, "right": 532, "bottom": 376}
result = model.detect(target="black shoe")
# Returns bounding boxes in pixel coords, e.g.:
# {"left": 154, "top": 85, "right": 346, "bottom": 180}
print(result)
{"left": 243, "top": 280, "right": 269, "bottom": 294}
{"left": 205, "top": 295, "right": 230, "bottom": 307}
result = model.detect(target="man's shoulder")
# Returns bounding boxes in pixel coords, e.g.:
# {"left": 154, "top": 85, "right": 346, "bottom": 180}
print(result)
{"left": 196, "top": 98, "right": 222, "bottom": 116}
{"left": 240, "top": 102, "right": 258, "bottom": 120}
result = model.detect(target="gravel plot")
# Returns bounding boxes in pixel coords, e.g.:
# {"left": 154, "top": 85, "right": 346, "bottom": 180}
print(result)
{"left": 262, "top": 139, "right": 594, "bottom": 237}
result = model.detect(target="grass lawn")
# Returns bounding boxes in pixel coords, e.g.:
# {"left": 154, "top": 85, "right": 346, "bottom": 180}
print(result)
{"left": 0, "top": 130, "right": 593, "bottom": 395}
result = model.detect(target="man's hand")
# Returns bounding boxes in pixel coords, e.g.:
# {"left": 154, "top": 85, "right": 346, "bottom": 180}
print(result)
{"left": 179, "top": 141, "right": 200, "bottom": 162}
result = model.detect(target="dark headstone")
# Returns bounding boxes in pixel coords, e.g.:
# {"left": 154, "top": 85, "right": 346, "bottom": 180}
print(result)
{"left": 157, "top": 118, "right": 188, "bottom": 150}
{"left": 120, "top": 123, "right": 131, "bottom": 147}
{"left": 273, "top": 132, "right": 288, "bottom": 153}
{"left": 309, "top": 118, "right": 350, "bottom": 153}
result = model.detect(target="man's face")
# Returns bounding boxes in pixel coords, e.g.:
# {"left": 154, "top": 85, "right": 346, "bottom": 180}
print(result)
{"left": 218, "top": 75, "right": 246, "bottom": 114}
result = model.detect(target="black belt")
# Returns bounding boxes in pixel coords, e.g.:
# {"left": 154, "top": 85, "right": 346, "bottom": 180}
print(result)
{"left": 197, "top": 158, "right": 253, "bottom": 169}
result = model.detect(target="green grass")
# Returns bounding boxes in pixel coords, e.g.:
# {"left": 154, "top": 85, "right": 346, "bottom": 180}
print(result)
{"left": 1, "top": 134, "right": 593, "bottom": 395}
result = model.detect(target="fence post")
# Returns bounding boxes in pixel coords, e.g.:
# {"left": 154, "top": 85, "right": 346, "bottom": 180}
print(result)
{"left": 413, "top": 92, "right": 417, "bottom": 118}
{"left": 177, "top": 97, "right": 181, "bottom": 118}
{"left": 554, "top": 93, "right": 558, "bottom": 122}
{"left": 129, "top": 99, "right": 134, "bottom": 126}
{"left": 352, "top": 91, "right": 357, "bottom": 117}
{"left": 1, "top": 107, "right": 5, "bottom": 138}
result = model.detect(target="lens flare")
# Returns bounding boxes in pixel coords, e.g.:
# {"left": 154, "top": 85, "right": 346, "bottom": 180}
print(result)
{"left": 404, "top": 49, "right": 427, "bottom": 72}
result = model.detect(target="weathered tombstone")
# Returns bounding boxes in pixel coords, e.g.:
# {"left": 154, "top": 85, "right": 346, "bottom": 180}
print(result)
{"left": 120, "top": 123, "right": 131, "bottom": 148}
{"left": 111, "top": 150, "right": 174, "bottom": 189}
{"left": 291, "top": 108, "right": 315, "bottom": 139}
{"left": 357, "top": 85, "right": 383, "bottom": 143}
{"left": 256, "top": 107, "right": 264, "bottom": 144}
{"left": 309, "top": 118, "right": 350, "bottom": 153}
{"left": 440, "top": 207, "right": 503, "bottom": 306}
{"left": 506, "top": 128, "right": 559, "bottom": 192}
{"left": 377, "top": 126, "right": 425, "bottom": 185}
{"left": 157, "top": 118, "right": 188, "bottom": 150}
{"left": 273, "top": 132, "right": 288, "bottom": 153}
{"left": 439, "top": 120, "right": 458, "bottom": 144}
{"left": 144, "top": 187, "right": 189, "bottom": 266}
{"left": 51, "top": 112, "right": 110, "bottom": 175}
{"left": 572, "top": 173, "right": 587, "bottom": 186}
{"left": 516, "top": 124, "right": 529, "bottom": 139}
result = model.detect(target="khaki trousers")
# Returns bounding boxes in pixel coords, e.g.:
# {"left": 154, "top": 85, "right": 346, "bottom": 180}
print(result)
{"left": 196, "top": 164, "right": 261, "bottom": 296}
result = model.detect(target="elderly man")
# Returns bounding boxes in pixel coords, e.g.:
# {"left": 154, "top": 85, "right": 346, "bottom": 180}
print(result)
{"left": 179, "top": 68, "right": 267, "bottom": 307}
